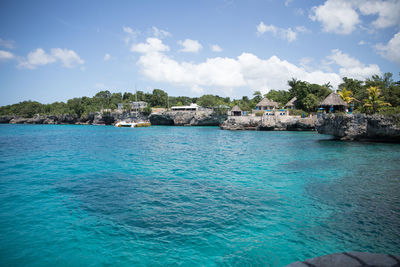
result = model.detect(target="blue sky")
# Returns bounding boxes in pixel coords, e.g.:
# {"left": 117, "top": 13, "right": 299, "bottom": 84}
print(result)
{"left": 0, "top": 0, "right": 399, "bottom": 106}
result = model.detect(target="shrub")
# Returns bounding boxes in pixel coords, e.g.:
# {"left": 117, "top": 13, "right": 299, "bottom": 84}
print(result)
{"left": 255, "top": 111, "right": 264, "bottom": 116}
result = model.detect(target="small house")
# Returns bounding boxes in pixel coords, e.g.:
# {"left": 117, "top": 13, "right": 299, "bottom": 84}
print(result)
{"left": 256, "top": 98, "right": 279, "bottom": 111}
{"left": 319, "top": 93, "right": 348, "bottom": 113}
{"left": 284, "top": 97, "right": 297, "bottom": 109}
{"left": 131, "top": 101, "right": 148, "bottom": 110}
{"left": 230, "top": 105, "right": 242, "bottom": 116}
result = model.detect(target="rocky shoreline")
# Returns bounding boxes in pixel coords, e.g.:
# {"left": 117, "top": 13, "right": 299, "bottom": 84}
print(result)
{"left": 220, "top": 115, "right": 315, "bottom": 131}
{"left": 149, "top": 111, "right": 227, "bottom": 126}
{"left": 316, "top": 113, "right": 400, "bottom": 142}
{"left": 0, "top": 112, "right": 145, "bottom": 125}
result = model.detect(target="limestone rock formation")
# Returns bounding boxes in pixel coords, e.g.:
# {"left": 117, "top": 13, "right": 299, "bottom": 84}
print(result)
{"left": 316, "top": 113, "right": 400, "bottom": 141}
{"left": 220, "top": 116, "right": 315, "bottom": 131}
{"left": 149, "top": 111, "right": 227, "bottom": 126}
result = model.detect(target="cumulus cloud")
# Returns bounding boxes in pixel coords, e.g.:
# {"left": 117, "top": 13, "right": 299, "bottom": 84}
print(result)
{"left": 178, "top": 39, "right": 203, "bottom": 53}
{"left": 152, "top": 26, "right": 171, "bottom": 38}
{"left": 131, "top": 37, "right": 170, "bottom": 53}
{"left": 0, "top": 38, "right": 15, "bottom": 49}
{"left": 375, "top": 31, "right": 400, "bottom": 65}
{"left": 310, "top": 1, "right": 360, "bottom": 34}
{"left": 327, "top": 49, "right": 381, "bottom": 79}
{"left": 104, "top": 53, "right": 111, "bottom": 61}
{"left": 310, "top": 0, "right": 400, "bottom": 34}
{"left": 18, "top": 48, "right": 84, "bottom": 69}
{"left": 356, "top": 0, "right": 400, "bottom": 29}
{"left": 0, "top": 50, "right": 15, "bottom": 61}
{"left": 257, "top": 22, "right": 308, "bottom": 42}
{"left": 211, "top": 44, "right": 223, "bottom": 52}
{"left": 131, "top": 38, "right": 342, "bottom": 95}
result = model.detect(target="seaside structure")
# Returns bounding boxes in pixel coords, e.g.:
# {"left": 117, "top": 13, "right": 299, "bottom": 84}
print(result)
{"left": 284, "top": 97, "right": 297, "bottom": 109}
{"left": 230, "top": 105, "right": 242, "bottom": 116}
{"left": 256, "top": 98, "right": 279, "bottom": 111}
{"left": 320, "top": 93, "right": 348, "bottom": 113}
{"left": 171, "top": 103, "right": 198, "bottom": 111}
{"left": 117, "top": 103, "right": 124, "bottom": 111}
{"left": 131, "top": 101, "right": 148, "bottom": 110}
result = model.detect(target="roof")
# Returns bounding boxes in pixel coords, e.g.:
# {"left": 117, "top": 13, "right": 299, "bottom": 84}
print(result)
{"left": 285, "top": 97, "right": 297, "bottom": 107}
{"left": 320, "top": 93, "right": 348, "bottom": 107}
{"left": 231, "top": 105, "right": 242, "bottom": 112}
{"left": 256, "top": 98, "right": 279, "bottom": 108}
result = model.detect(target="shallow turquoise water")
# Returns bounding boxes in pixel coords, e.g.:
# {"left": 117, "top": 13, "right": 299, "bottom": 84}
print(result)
{"left": 0, "top": 125, "right": 399, "bottom": 266}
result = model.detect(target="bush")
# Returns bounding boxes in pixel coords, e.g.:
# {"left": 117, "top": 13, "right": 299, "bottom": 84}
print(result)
{"left": 255, "top": 111, "right": 264, "bottom": 116}
{"left": 141, "top": 106, "right": 152, "bottom": 116}
{"left": 377, "top": 106, "right": 400, "bottom": 116}
{"left": 289, "top": 109, "right": 308, "bottom": 117}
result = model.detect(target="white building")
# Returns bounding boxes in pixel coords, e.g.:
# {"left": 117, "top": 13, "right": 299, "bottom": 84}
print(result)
{"left": 171, "top": 103, "right": 198, "bottom": 111}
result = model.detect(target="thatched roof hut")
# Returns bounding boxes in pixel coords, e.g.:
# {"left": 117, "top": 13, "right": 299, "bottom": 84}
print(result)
{"left": 320, "top": 92, "right": 348, "bottom": 113}
{"left": 230, "top": 105, "right": 242, "bottom": 116}
{"left": 256, "top": 98, "right": 279, "bottom": 110}
{"left": 320, "top": 93, "right": 348, "bottom": 107}
{"left": 284, "top": 97, "right": 297, "bottom": 109}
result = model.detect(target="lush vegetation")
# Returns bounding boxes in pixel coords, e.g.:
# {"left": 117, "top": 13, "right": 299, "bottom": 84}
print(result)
{"left": 1, "top": 73, "right": 399, "bottom": 118}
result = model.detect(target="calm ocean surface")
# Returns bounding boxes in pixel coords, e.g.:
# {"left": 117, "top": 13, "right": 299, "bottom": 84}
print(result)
{"left": 0, "top": 125, "right": 399, "bottom": 266}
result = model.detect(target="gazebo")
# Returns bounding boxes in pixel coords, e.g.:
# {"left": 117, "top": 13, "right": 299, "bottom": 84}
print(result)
{"left": 320, "top": 93, "right": 348, "bottom": 113}
{"left": 230, "top": 105, "right": 242, "bottom": 116}
{"left": 284, "top": 97, "right": 297, "bottom": 109}
{"left": 256, "top": 98, "right": 279, "bottom": 111}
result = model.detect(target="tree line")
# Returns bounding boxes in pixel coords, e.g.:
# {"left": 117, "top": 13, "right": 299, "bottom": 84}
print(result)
{"left": 1, "top": 72, "right": 399, "bottom": 118}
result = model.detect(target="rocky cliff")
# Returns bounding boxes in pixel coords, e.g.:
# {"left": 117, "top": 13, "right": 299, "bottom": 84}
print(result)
{"left": 220, "top": 116, "right": 315, "bottom": 131}
{"left": 0, "top": 111, "right": 146, "bottom": 125}
{"left": 315, "top": 113, "right": 400, "bottom": 141}
{"left": 149, "top": 111, "right": 227, "bottom": 126}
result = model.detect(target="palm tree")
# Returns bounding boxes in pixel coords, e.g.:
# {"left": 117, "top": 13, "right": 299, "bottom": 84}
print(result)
{"left": 363, "top": 86, "right": 391, "bottom": 114}
{"left": 338, "top": 88, "right": 355, "bottom": 104}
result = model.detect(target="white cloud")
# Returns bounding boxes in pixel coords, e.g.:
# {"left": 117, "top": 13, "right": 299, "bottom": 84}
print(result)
{"left": 123, "top": 26, "right": 135, "bottom": 35}
{"left": 0, "top": 38, "right": 15, "bottom": 49}
{"left": 104, "top": 53, "right": 111, "bottom": 61}
{"left": 358, "top": 40, "right": 366, "bottom": 45}
{"left": 375, "top": 31, "right": 400, "bottom": 65}
{"left": 327, "top": 49, "right": 381, "bottom": 79}
{"left": 310, "top": 0, "right": 400, "bottom": 34}
{"left": 356, "top": 0, "right": 400, "bottom": 29}
{"left": 123, "top": 26, "right": 140, "bottom": 45}
{"left": 131, "top": 37, "right": 170, "bottom": 53}
{"left": 178, "top": 39, "right": 203, "bottom": 53}
{"left": 257, "top": 22, "right": 277, "bottom": 35}
{"left": 0, "top": 50, "right": 14, "bottom": 61}
{"left": 18, "top": 48, "right": 84, "bottom": 69}
{"left": 285, "top": 0, "right": 293, "bottom": 7}
{"left": 152, "top": 26, "right": 171, "bottom": 38}
{"left": 257, "top": 22, "right": 307, "bottom": 42}
{"left": 131, "top": 38, "right": 342, "bottom": 96}
{"left": 51, "top": 48, "right": 84, "bottom": 68}
{"left": 310, "top": 1, "right": 360, "bottom": 34}
{"left": 211, "top": 44, "right": 223, "bottom": 52}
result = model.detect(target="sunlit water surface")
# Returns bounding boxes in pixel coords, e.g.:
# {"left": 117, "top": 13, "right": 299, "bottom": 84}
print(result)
{"left": 0, "top": 125, "right": 399, "bottom": 266}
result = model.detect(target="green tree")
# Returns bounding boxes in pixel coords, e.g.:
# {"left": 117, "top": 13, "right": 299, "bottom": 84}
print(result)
{"left": 338, "top": 88, "right": 355, "bottom": 104}
{"left": 253, "top": 91, "right": 262, "bottom": 103}
{"left": 150, "top": 89, "right": 168, "bottom": 107}
{"left": 363, "top": 86, "right": 391, "bottom": 114}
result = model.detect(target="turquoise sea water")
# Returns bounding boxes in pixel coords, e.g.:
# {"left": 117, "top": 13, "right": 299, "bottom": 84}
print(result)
{"left": 0, "top": 125, "right": 399, "bottom": 266}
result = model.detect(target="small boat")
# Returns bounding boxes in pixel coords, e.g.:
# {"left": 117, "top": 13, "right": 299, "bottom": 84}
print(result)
{"left": 114, "top": 120, "right": 151, "bottom": 128}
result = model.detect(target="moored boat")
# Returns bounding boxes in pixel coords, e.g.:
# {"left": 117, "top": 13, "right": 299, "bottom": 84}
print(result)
{"left": 114, "top": 120, "right": 151, "bottom": 128}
